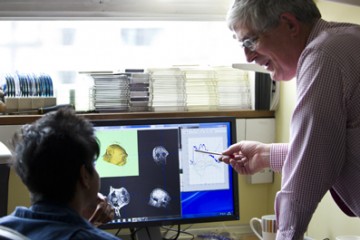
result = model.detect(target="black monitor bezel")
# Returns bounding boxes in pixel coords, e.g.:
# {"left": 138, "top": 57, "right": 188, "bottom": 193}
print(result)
{"left": 91, "top": 116, "right": 239, "bottom": 229}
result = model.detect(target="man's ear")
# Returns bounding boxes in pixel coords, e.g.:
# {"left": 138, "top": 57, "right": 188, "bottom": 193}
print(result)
{"left": 79, "top": 165, "right": 91, "bottom": 189}
{"left": 280, "top": 12, "right": 300, "bottom": 37}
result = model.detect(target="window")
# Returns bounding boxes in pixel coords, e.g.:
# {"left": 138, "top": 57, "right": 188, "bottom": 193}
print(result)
{"left": 0, "top": 20, "right": 246, "bottom": 106}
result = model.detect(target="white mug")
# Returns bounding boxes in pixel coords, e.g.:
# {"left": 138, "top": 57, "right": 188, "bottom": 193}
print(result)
{"left": 250, "top": 214, "right": 277, "bottom": 240}
{"left": 336, "top": 236, "right": 360, "bottom": 240}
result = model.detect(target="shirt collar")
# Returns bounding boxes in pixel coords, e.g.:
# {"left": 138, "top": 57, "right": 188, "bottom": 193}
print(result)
{"left": 306, "top": 19, "right": 330, "bottom": 47}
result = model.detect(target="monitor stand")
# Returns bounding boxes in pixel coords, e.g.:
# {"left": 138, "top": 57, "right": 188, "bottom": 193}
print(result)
{"left": 134, "top": 226, "right": 162, "bottom": 240}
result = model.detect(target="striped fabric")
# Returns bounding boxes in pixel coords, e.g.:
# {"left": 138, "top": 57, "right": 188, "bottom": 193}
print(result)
{"left": 270, "top": 19, "right": 360, "bottom": 240}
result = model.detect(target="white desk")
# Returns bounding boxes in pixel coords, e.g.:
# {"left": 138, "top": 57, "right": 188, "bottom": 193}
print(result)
{"left": 0, "top": 141, "right": 11, "bottom": 217}
{"left": 0, "top": 141, "right": 11, "bottom": 164}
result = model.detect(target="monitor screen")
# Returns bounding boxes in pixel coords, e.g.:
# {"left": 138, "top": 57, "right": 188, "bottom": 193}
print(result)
{"left": 92, "top": 116, "right": 239, "bottom": 231}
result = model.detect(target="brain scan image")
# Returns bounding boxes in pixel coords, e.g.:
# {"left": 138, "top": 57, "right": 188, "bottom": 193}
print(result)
{"left": 148, "top": 188, "right": 171, "bottom": 208}
{"left": 108, "top": 186, "right": 130, "bottom": 217}
{"left": 152, "top": 146, "right": 169, "bottom": 166}
{"left": 103, "top": 144, "right": 128, "bottom": 166}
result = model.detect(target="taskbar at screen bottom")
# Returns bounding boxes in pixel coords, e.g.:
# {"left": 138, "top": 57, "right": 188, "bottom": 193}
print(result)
{"left": 101, "top": 211, "right": 237, "bottom": 228}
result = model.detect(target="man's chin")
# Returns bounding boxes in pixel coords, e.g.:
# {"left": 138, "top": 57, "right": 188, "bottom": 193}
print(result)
{"left": 269, "top": 71, "right": 278, "bottom": 81}
{"left": 270, "top": 71, "right": 295, "bottom": 81}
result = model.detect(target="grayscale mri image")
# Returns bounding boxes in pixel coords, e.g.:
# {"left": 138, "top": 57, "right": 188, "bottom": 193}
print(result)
{"left": 108, "top": 186, "right": 130, "bottom": 217}
{"left": 148, "top": 188, "right": 171, "bottom": 208}
{"left": 152, "top": 146, "right": 169, "bottom": 166}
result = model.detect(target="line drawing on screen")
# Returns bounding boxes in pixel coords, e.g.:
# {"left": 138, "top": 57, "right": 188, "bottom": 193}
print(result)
{"left": 180, "top": 127, "right": 230, "bottom": 192}
{"left": 188, "top": 137, "right": 226, "bottom": 185}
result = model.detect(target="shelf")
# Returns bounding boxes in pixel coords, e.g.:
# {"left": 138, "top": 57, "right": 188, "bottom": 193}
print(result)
{"left": 0, "top": 110, "right": 275, "bottom": 125}
{"left": 232, "top": 63, "right": 269, "bottom": 74}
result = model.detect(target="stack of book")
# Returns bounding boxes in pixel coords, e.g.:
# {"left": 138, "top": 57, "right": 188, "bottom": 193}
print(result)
{"left": 128, "top": 72, "right": 150, "bottom": 112}
{"left": 91, "top": 73, "right": 129, "bottom": 112}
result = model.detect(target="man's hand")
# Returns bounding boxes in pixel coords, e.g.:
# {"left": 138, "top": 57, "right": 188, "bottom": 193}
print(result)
{"left": 85, "top": 193, "right": 115, "bottom": 227}
{"left": 219, "top": 141, "right": 271, "bottom": 175}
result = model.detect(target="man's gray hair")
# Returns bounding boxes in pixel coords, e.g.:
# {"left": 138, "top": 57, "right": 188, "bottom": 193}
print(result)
{"left": 227, "top": 0, "right": 321, "bottom": 33}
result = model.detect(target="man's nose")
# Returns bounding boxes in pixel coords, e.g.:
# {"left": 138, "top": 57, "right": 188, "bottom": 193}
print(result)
{"left": 244, "top": 47, "right": 257, "bottom": 63}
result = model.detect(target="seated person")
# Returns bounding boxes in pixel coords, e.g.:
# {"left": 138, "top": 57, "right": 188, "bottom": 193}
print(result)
{"left": 0, "top": 107, "right": 120, "bottom": 239}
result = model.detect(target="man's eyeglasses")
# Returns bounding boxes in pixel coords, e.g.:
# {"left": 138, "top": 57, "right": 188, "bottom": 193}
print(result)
{"left": 241, "top": 36, "right": 259, "bottom": 52}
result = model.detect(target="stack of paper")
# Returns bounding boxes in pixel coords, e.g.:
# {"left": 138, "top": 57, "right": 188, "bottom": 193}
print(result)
{"left": 214, "top": 66, "right": 251, "bottom": 110}
{"left": 148, "top": 68, "right": 186, "bottom": 112}
{"left": 181, "top": 66, "right": 217, "bottom": 111}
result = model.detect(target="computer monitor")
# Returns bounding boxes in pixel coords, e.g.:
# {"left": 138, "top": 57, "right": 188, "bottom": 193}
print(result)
{"left": 92, "top": 116, "right": 239, "bottom": 238}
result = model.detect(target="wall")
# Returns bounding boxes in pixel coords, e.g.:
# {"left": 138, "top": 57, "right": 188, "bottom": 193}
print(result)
{"left": 0, "top": 125, "right": 31, "bottom": 211}
{"left": 275, "top": 1, "right": 360, "bottom": 239}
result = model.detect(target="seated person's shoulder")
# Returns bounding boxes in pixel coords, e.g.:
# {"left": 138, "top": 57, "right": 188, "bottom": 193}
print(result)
{"left": 69, "top": 228, "right": 120, "bottom": 240}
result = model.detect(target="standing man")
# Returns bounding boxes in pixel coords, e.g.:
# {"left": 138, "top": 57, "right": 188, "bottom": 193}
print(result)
{"left": 220, "top": 0, "right": 360, "bottom": 239}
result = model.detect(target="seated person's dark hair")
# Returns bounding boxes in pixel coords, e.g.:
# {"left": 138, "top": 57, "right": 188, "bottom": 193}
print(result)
{"left": 11, "top": 107, "right": 100, "bottom": 204}
{"left": 0, "top": 107, "right": 119, "bottom": 239}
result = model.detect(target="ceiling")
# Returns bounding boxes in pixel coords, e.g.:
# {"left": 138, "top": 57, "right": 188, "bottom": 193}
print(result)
{"left": 0, "top": 0, "right": 234, "bottom": 20}
{"left": 1, "top": 0, "right": 358, "bottom": 20}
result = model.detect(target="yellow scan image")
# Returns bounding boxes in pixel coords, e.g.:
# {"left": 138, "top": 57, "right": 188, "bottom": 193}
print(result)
{"left": 103, "top": 144, "right": 128, "bottom": 166}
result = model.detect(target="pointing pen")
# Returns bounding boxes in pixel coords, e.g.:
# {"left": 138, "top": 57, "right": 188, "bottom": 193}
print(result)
{"left": 194, "top": 149, "right": 223, "bottom": 156}
{"left": 194, "top": 149, "right": 234, "bottom": 158}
